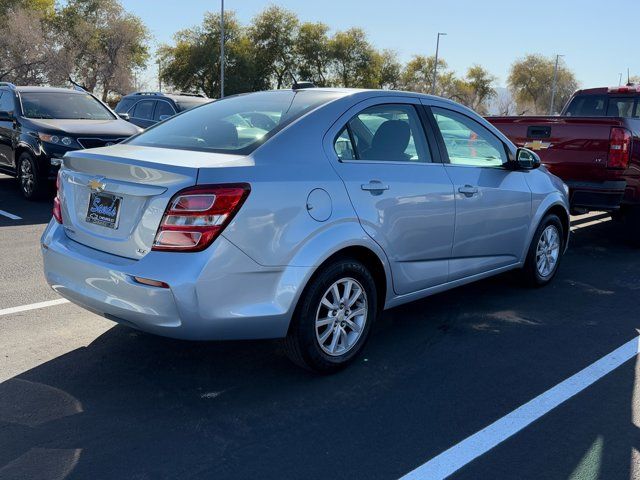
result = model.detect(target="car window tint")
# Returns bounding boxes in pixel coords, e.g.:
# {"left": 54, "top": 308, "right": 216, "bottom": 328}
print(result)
{"left": 432, "top": 107, "right": 506, "bottom": 167}
{"left": 20, "top": 92, "right": 113, "bottom": 120}
{"left": 606, "top": 97, "right": 635, "bottom": 117}
{"left": 344, "top": 104, "right": 431, "bottom": 162}
{"left": 132, "top": 100, "right": 155, "bottom": 120}
{"left": 564, "top": 95, "right": 607, "bottom": 116}
{"left": 115, "top": 98, "right": 135, "bottom": 113}
{"left": 334, "top": 127, "right": 356, "bottom": 160}
{"left": 154, "top": 101, "right": 175, "bottom": 120}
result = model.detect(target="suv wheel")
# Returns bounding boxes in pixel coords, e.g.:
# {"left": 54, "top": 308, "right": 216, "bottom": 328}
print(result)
{"left": 522, "top": 214, "right": 564, "bottom": 286}
{"left": 284, "top": 258, "right": 378, "bottom": 373}
{"left": 18, "top": 153, "right": 46, "bottom": 200}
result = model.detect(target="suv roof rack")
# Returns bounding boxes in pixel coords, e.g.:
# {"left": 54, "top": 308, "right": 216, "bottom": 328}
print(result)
{"left": 0, "top": 82, "right": 17, "bottom": 90}
{"left": 131, "top": 91, "right": 164, "bottom": 96}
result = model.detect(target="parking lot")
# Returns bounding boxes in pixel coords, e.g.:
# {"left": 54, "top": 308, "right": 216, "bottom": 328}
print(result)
{"left": 1, "top": 171, "right": 639, "bottom": 479}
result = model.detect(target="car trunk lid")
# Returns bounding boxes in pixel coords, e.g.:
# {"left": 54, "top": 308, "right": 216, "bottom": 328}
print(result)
{"left": 59, "top": 144, "right": 251, "bottom": 259}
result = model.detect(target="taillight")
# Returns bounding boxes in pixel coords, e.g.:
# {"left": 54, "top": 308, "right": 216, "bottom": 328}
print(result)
{"left": 52, "top": 171, "right": 63, "bottom": 223}
{"left": 608, "top": 127, "right": 632, "bottom": 169}
{"left": 152, "top": 184, "right": 250, "bottom": 252}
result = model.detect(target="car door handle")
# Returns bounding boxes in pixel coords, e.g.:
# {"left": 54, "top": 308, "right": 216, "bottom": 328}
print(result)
{"left": 458, "top": 185, "right": 478, "bottom": 197}
{"left": 361, "top": 181, "right": 389, "bottom": 193}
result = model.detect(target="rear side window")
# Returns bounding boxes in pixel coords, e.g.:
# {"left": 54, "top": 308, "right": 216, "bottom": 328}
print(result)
{"left": 564, "top": 95, "right": 607, "bottom": 116}
{"left": 115, "top": 98, "right": 135, "bottom": 113}
{"left": 606, "top": 97, "right": 636, "bottom": 117}
{"left": 0, "top": 91, "right": 12, "bottom": 113}
{"left": 132, "top": 100, "right": 155, "bottom": 120}
{"left": 334, "top": 104, "right": 431, "bottom": 163}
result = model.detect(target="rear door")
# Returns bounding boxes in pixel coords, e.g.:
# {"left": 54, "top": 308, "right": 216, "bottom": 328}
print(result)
{"left": 326, "top": 97, "right": 455, "bottom": 295}
{"left": 427, "top": 104, "right": 531, "bottom": 280}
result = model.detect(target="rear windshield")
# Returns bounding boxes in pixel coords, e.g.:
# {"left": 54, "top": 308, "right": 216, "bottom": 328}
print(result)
{"left": 564, "top": 95, "right": 607, "bottom": 116}
{"left": 127, "top": 90, "right": 344, "bottom": 154}
{"left": 20, "top": 92, "right": 115, "bottom": 120}
{"left": 175, "top": 98, "right": 212, "bottom": 111}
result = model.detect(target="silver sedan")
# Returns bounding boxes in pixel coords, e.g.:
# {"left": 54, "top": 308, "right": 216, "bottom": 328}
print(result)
{"left": 41, "top": 88, "right": 569, "bottom": 372}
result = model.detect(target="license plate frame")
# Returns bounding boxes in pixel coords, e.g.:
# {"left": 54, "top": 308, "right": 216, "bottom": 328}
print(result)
{"left": 85, "top": 192, "right": 122, "bottom": 229}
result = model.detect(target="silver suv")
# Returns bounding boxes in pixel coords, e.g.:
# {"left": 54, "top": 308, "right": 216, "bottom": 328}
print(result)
{"left": 42, "top": 88, "right": 570, "bottom": 372}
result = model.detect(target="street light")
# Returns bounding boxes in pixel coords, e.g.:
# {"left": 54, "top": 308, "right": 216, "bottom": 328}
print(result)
{"left": 431, "top": 32, "right": 447, "bottom": 95}
{"left": 549, "top": 54, "right": 564, "bottom": 115}
{"left": 220, "top": 0, "right": 225, "bottom": 98}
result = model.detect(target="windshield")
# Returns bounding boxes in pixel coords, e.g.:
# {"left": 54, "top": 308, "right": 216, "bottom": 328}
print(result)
{"left": 127, "top": 90, "right": 344, "bottom": 154}
{"left": 20, "top": 92, "right": 115, "bottom": 120}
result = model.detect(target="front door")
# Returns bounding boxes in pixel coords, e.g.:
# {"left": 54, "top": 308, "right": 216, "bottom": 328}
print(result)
{"left": 0, "top": 90, "right": 16, "bottom": 168}
{"left": 329, "top": 99, "right": 455, "bottom": 295}
{"left": 428, "top": 105, "right": 532, "bottom": 281}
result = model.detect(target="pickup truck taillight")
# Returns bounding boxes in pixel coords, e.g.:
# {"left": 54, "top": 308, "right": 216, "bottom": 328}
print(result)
{"left": 52, "top": 171, "right": 63, "bottom": 224}
{"left": 608, "top": 127, "right": 632, "bottom": 169}
{"left": 152, "top": 184, "right": 250, "bottom": 252}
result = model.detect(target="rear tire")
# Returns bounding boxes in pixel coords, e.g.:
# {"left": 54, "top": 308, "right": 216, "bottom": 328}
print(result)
{"left": 522, "top": 214, "right": 564, "bottom": 287}
{"left": 17, "top": 152, "right": 46, "bottom": 200}
{"left": 284, "top": 258, "right": 378, "bottom": 374}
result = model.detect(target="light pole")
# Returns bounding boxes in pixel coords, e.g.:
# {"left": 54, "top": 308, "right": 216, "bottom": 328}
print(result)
{"left": 431, "top": 32, "right": 446, "bottom": 95}
{"left": 220, "top": 0, "right": 225, "bottom": 98}
{"left": 549, "top": 54, "right": 563, "bottom": 115}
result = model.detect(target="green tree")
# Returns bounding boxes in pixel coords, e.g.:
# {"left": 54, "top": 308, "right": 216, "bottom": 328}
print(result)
{"left": 55, "top": 0, "right": 149, "bottom": 99}
{"left": 449, "top": 65, "right": 497, "bottom": 114}
{"left": 508, "top": 54, "right": 578, "bottom": 114}
{"left": 329, "top": 28, "right": 379, "bottom": 88}
{"left": 376, "top": 49, "right": 402, "bottom": 90}
{"left": 400, "top": 55, "right": 449, "bottom": 94}
{"left": 295, "top": 22, "right": 331, "bottom": 86}
{"left": 0, "top": 0, "right": 54, "bottom": 15}
{"left": 248, "top": 5, "right": 299, "bottom": 89}
{"left": 159, "top": 11, "right": 264, "bottom": 98}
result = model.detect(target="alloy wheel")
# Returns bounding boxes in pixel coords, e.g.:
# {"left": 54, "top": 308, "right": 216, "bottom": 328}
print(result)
{"left": 536, "top": 225, "right": 560, "bottom": 278}
{"left": 20, "top": 158, "right": 35, "bottom": 197}
{"left": 315, "top": 277, "right": 368, "bottom": 356}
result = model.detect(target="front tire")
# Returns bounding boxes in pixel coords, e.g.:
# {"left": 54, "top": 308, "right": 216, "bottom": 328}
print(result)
{"left": 522, "top": 214, "right": 564, "bottom": 287}
{"left": 17, "top": 153, "right": 46, "bottom": 200}
{"left": 284, "top": 258, "right": 378, "bottom": 373}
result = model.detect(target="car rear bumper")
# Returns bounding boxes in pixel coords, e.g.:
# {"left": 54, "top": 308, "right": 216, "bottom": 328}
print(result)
{"left": 41, "top": 221, "right": 308, "bottom": 341}
{"left": 566, "top": 180, "right": 626, "bottom": 211}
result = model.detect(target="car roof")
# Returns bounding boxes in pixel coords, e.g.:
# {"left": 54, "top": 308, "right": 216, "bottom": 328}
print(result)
{"left": 12, "top": 86, "right": 87, "bottom": 94}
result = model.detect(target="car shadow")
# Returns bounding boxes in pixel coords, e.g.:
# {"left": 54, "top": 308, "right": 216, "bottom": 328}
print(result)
{"left": 1, "top": 216, "right": 639, "bottom": 479}
{"left": 0, "top": 175, "right": 54, "bottom": 227}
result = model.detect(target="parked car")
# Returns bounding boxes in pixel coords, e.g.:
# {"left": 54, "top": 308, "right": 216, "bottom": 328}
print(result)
{"left": 0, "top": 83, "right": 141, "bottom": 199}
{"left": 114, "top": 91, "right": 212, "bottom": 128}
{"left": 487, "top": 85, "right": 640, "bottom": 218}
{"left": 42, "top": 88, "right": 570, "bottom": 372}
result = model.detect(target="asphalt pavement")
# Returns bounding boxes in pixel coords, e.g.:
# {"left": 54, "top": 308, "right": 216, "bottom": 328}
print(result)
{"left": 1, "top": 173, "right": 639, "bottom": 480}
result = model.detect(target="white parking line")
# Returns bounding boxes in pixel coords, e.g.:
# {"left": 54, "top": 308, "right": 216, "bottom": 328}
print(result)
{"left": 0, "top": 299, "right": 69, "bottom": 317}
{"left": 400, "top": 336, "right": 640, "bottom": 480}
{"left": 0, "top": 209, "right": 22, "bottom": 220}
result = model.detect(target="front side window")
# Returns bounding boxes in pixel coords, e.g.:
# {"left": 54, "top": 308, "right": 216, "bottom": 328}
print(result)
{"left": 132, "top": 100, "right": 155, "bottom": 120}
{"left": 334, "top": 104, "right": 431, "bottom": 163}
{"left": 128, "top": 90, "right": 344, "bottom": 154}
{"left": 432, "top": 107, "right": 507, "bottom": 167}
{"left": 20, "top": 92, "right": 114, "bottom": 120}
{"left": 154, "top": 101, "right": 175, "bottom": 120}
{"left": 115, "top": 98, "right": 135, "bottom": 113}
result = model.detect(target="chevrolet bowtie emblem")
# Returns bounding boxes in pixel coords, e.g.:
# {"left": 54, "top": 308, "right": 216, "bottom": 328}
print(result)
{"left": 88, "top": 178, "right": 106, "bottom": 192}
{"left": 523, "top": 140, "right": 552, "bottom": 151}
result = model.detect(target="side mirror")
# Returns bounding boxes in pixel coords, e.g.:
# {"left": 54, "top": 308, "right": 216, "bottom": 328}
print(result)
{"left": 0, "top": 111, "right": 14, "bottom": 122}
{"left": 118, "top": 113, "right": 130, "bottom": 121}
{"left": 158, "top": 115, "right": 171, "bottom": 121}
{"left": 515, "top": 147, "right": 541, "bottom": 170}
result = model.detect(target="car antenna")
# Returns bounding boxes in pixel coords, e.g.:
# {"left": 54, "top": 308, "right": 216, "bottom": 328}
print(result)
{"left": 287, "top": 67, "right": 316, "bottom": 91}
{"left": 68, "top": 76, "right": 87, "bottom": 92}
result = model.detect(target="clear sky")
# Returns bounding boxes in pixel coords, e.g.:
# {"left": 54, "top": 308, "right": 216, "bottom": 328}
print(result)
{"left": 119, "top": 0, "right": 638, "bottom": 90}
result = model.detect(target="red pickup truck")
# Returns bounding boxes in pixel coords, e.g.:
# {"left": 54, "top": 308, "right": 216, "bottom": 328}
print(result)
{"left": 487, "top": 86, "right": 640, "bottom": 217}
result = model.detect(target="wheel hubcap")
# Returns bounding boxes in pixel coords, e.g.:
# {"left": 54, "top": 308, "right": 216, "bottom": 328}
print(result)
{"left": 315, "top": 277, "right": 368, "bottom": 356}
{"left": 20, "top": 159, "right": 34, "bottom": 195}
{"left": 536, "top": 225, "right": 560, "bottom": 277}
